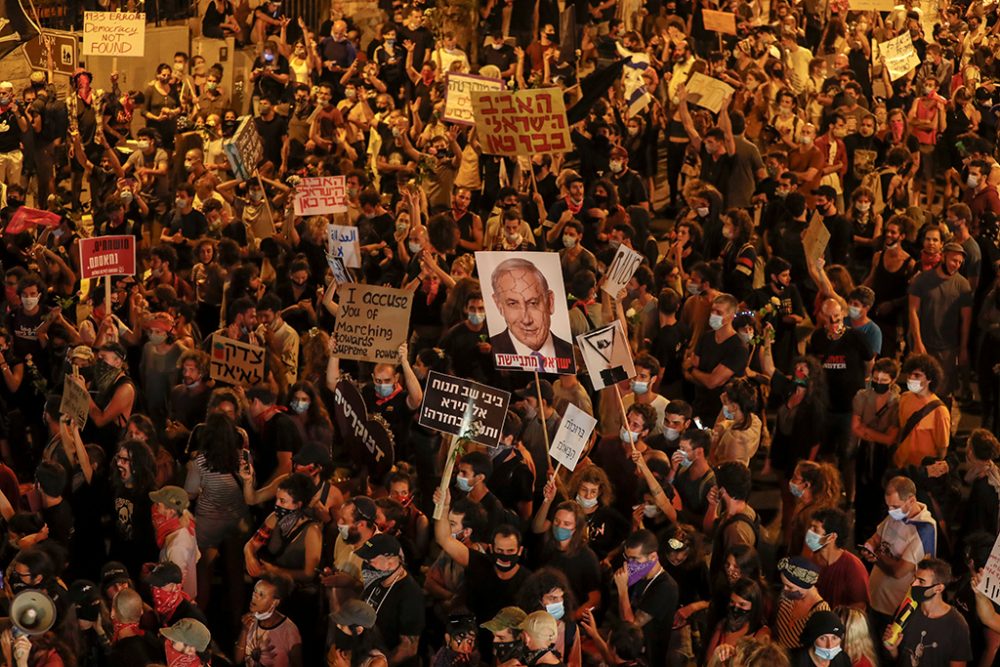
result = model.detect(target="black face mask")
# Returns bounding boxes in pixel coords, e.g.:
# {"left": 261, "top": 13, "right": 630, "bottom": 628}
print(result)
{"left": 910, "top": 584, "right": 937, "bottom": 603}
{"left": 222, "top": 119, "right": 239, "bottom": 136}
{"left": 492, "top": 551, "right": 519, "bottom": 572}
{"left": 494, "top": 639, "right": 525, "bottom": 663}
{"left": 726, "top": 605, "right": 750, "bottom": 630}
{"left": 872, "top": 382, "right": 891, "bottom": 395}
{"left": 333, "top": 627, "right": 359, "bottom": 651}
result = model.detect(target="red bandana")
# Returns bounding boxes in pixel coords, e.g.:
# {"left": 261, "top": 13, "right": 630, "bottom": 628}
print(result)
{"left": 164, "top": 641, "right": 204, "bottom": 667}
{"left": 152, "top": 506, "right": 195, "bottom": 549}
{"left": 253, "top": 405, "right": 287, "bottom": 431}
{"left": 112, "top": 621, "right": 144, "bottom": 644}
{"left": 920, "top": 249, "right": 941, "bottom": 272}
{"left": 152, "top": 586, "right": 192, "bottom": 621}
{"left": 565, "top": 196, "right": 583, "bottom": 215}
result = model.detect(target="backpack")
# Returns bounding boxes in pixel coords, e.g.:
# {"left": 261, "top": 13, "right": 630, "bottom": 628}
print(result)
{"left": 860, "top": 168, "right": 888, "bottom": 215}
{"left": 741, "top": 242, "right": 766, "bottom": 290}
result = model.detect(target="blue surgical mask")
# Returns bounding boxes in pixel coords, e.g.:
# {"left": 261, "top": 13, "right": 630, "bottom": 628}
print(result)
{"left": 631, "top": 380, "right": 648, "bottom": 395}
{"left": 848, "top": 305, "right": 862, "bottom": 320}
{"left": 545, "top": 601, "right": 565, "bottom": 620}
{"left": 677, "top": 450, "right": 692, "bottom": 470}
{"left": 709, "top": 314, "right": 724, "bottom": 330}
{"left": 576, "top": 495, "right": 598, "bottom": 509}
{"left": 290, "top": 399, "right": 310, "bottom": 414}
{"left": 722, "top": 405, "right": 735, "bottom": 420}
{"left": 813, "top": 646, "right": 842, "bottom": 661}
{"left": 375, "top": 382, "right": 394, "bottom": 398}
{"left": 789, "top": 481, "right": 804, "bottom": 498}
{"left": 804, "top": 528, "right": 827, "bottom": 552}
{"left": 456, "top": 476, "right": 473, "bottom": 493}
{"left": 468, "top": 312, "right": 485, "bottom": 326}
{"left": 553, "top": 525, "right": 573, "bottom": 542}
{"left": 620, "top": 427, "right": 639, "bottom": 444}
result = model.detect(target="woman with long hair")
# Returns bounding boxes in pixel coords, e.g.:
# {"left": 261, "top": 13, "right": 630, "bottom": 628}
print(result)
{"left": 531, "top": 493, "right": 602, "bottom": 614}
{"left": 846, "top": 187, "right": 883, "bottom": 278}
{"left": 565, "top": 465, "right": 629, "bottom": 562}
{"left": 125, "top": 413, "right": 176, "bottom": 488}
{"left": 712, "top": 378, "right": 764, "bottom": 467}
{"left": 705, "top": 578, "right": 771, "bottom": 660}
{"left": 108, "top": 439, "right": 159, "bottom": 577}
{"left": 517, "top": 568, "right": 582, "bottom": 667}
{"left": 834, "top": 607, "right": 879, "bottom": 667}
{"left": 286, "top": 380, "right": 334, "bottom": 447}
{"left": 719, "top": 209, "right": 757, "bottom": 302}
{"left": 785, "top": 461, "right": 843, "bottom": 556}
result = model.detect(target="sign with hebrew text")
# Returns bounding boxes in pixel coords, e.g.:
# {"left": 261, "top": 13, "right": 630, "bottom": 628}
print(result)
{"left": 210, "top": 335, "right": 267, "bottom": 385}
{"left": 550, "top": 403, "right": 597, "bottom": 471}
{"left": 444, "top": 72, "right": 506, "bottom": 126}
{"left": 222, "top": 116, "right": 262, "bottom": 181}
{"left": 472, "top": 88, "right": 572, "bottom": 156}
{"left": 419, "top": 371, "right": 510, "bottom": 448}
{"left": 294, "top": 175, "right": 348, "bottom": 216}
{"left": 878, "top": 32, "right": 921, "bottom": 81}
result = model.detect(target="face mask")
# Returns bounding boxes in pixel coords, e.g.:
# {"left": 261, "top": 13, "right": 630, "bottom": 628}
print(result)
{"left": 722, "top": 405, "right": 735, "bottom": 420}
{"left": 626, "top": 555, "right": 658, "bottom": 586}
{"left": 120, "top": 190, "right": 134, "bottom": 204}
{"left": 337, "top": 523, "right": 350, "bottom": 540}
{"left": 467, "top": 311, "right": 485, "bottom": 326}
{"left": 0, "top": 96, "right": 10, "bottom": 107}
{"left": 709, "top": 314, "right": 724, "bottom": 330}
{"left": 562, "top": 235, "right": 577, "bottom": 248}
{"left": 907, "top": 378, "right": 923, "bottom": 393}
{"left": 888, "top": 506, "right": 908, "bottom": 521}
{"left": 873, "top": 382, "right": 890, "bottom": 395}
{"left": 137, "top": 140, "right": 151, "bottom": 150}
{"left": 392, "top": 127, "right": 402, "bottom": 138}
{"left": 505, "top": 232, "right": 522, "bottom": 245}
{"left": 696, "top": 206, "right": 709, "bottom": 217}
{"left": 738, "top": 331, "right": 753, "bottom": 344}
{"left": 800, "top": 135, "right": 814, "bottom": 145}
{"left": 492, "top": 42, "right": 503, "bottom": 49}
{"left": 631, "top": 380, "right": 648, "bottom": 395}
{"left": 848, "top": 305, "right": 863, "bottom": 320}
{"left": 627, "top": 126, "right": 640, "bottom": 136}
{"left": 643, "top": 504, "right": 660, "bottom": 518}
{"left": 814, "top": 645, "right": 842, "bottom": 661}
{"left": 206, "top": 81, "right": 218, "bottom": 91}
{"left": 545, "top": 601, "right": 565, "bottom": 620}
{"left": 290, "top": 399, "right": 310, "bottom": 414}
{"left": 21, "top": 296, "right": 39, "bottom": 310}
{"left": 273, "top": 505, "right": 295, "bottom": 521}
{"left": 856, "top": 200, "right": 871, "bottom": 213}
{"left": 910, "top": 584, "right": 936, "bottom": 603}
{"left": 408, "top": 241, "right": 422, "bottom": 254}
{"left": 176, "top": 197, "right": 189, "bottom": 210}
{"left": 455, "top": 476, "right": 474, "bottom": 493}
{"left": 782, "top": 588, "right": 805, "bottom": 601}
{"left": 494, "top": 640, "right": 524, "bottom": 663}
{"left": 968, "top": 173, "right": 981, "bottom": 188}
{"left": 609, "top": 160, "right": 624, "bottom": 173}
{"left": 492, "top": 551, "right": 518, "bottom": 572}
{"left": 620, "top": 427, "right": 639, "bottom": 445}
{"left": 687, "top": 282, "right": 702, "bottom": 295}
{"left": 361, "top": 563, "right": 393, "bottom": 588}
{"left": 183, "top": 161, "right": 194, "bottom": 172}
{"left": 375, "top": 382, "right": 395, "bottom": 398}
{"left": 789, "top": 481, "right": 804, "bottom": 498}
{"left": 522, "top": 404, "right": 537, "bottom": 421}
{"left": 149, "top": 331, "right": 168, "bottom": 345}
{"left": 924, "top": 86, "right": 936, "bottom": 95}
{"left": 253, "top": 607, "right": 275, "bottom": 621}
{"left": 665, "top": 427, "right": 681, "bottom": 442}
{"left": 804, "top": 529, "right": 828, "bottom": 552}
{"left": 553, "top": 525, "right": 573, "bottom": 542}
{"left": 576, "top": 495, "right": 598, "bottom": 509}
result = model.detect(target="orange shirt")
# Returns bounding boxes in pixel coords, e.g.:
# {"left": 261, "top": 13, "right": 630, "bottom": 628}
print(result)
{"left": 894, "top": 392, "right": 950, "bottom": 467}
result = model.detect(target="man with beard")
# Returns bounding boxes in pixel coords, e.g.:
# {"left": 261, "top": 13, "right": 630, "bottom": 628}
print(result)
{"left": 844, "top": 113, "right": 884, "bottom": 198}
{"left": 323, "top": 496, "right": 378, "bottom": 611}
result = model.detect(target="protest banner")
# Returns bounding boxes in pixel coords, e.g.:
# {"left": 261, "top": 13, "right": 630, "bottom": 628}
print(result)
{"left": 60, "top": 376, "right": 89, "bottom": 429}
{"left": 702, "top": 9, "right": 737, "bottom": 34}
{"left": 294, "top": 175, "right": 348, "bottom": 216}
{"left": 602, "top": 244, "right": 645, "bottom": 298}
{"left": 476, "top": 251, "right": 576, "bottom": 375}
{"left": 327, "top": 255, "right": 354, "bottom": 283}
{"left": 328, "top": 224, "right": 361, "bottom": 269}
{"left": 4, "top": 207, "right": 61, "bottom": 235}
{"left": 803, "top": 212, "right": 831, "bottom": 266}
{"left": 471, "top": 88, "right": 572, "bottom": 156}
{"left": 209, "top": 334, "right": 267, "bottom": 385}
{"left": 334, "top": 284, "right": 413, "bottom": 363}
{"left": 222, "top": 116, "right": 263, "bottom": 181}
{"left": 577, "top": 321, "right": 636, "bottom": 390}
{"left": 82, "top": 12, "right": 145, "bottom": 57}
{"left": 418, "top": 371, "right": 510, "bottom": 448}
{"left": 78, "top": 235, "right": 135, "bottom": 280}
{"left": 333, "top": 379, "right": 395, "bottom": 479}
{"left": 878, "top": 32, "right": 921, "bottom": 80}
{"left": 685, "top": 72, "right": 735, "bottom": 114}
{"left": 848, "top": 0, "right": 894, "bottom": 11}
{"left": 444, "top": 72, "right": 506, "bottom": 126}
{"left": 550, "top": 403, "right": 597, "bottom": 472}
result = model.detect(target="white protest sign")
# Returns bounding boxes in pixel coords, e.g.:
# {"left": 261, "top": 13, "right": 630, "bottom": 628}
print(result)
{"left": 328, "top": 225, "right": 361, "bottom": 269}
{"left": 444, "top": 72, "right": 506, "bottom": 126}
{"left": 549, "top": 403, "right": 597, "bottom": 472}
{"left": 83, "top": 12, "right": 145, "bottom": 57}
{"left": 602, "top": 244, "right": 644, "bottom": 298}
{"left": 685, "top": 72, "right": 735, "bottom": 114}
{"left": 294, "top": 175, "right": 348, "bottom": 216}
{"left": 577, "top": 321, "right": 636, "bottom": 391}
{"left": 849, "top": 0, "right": 895, "bottom": 10}
{"left": 977, "top": 532, "right": 1000, "bottom": 604}
{"left": 878, "top": 33, "right": 921, "bottom": 81}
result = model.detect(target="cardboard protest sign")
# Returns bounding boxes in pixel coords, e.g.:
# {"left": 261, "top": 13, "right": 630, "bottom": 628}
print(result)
{"left": 848, "top": 0, "right": 894, "bottom": 11}
{"left": 328, "top": 224, "right": 361, "bottom": 269}
{"left": 476, "top": 251, "right": 576, "bottom": 375}
{"left": 209, "top": 335, "right": 267, "bottom": 385}
{"left": 550, "top": 403, "right": 597, "bottom": 471}
{"left": 444, "top": 72, "right": 506, "bottom": 126}
{"left": 803, "top": 212, "right": 831, "bottom": 266}
{"left": 222, "top": 116, "right": 263, "bottom": 181}
{"left": 977, "top": 532, "right": 1000, "bottom": 604}
{"left": 878, "top": 33, "right": 921, "bottom": 80}
{"left": 472, "top": 88, "right": 572, "bottom": 156}
{"left": 60, "top": 376, "right": 89, "bottom": 428}
{"left": 83, "top": 12, "right": 145, "bottom": 57}
{"left": 419, "top": 371, "right": 510, "bottom": 447}
{"left": 702, "top": 9, "right": 737, "bottom": 34}
{"left": 685, "top": 72, "right": 735, "bottom": 114}
{"left": 577, "top": 321, "right": 636, "bottom": 390}
{"left": 294, "top": 175, "right": 348, "bottom": 216}
{"left": 602, "top": 244, "right": 645, "bottom": 298}
{"left": 333, "top": 379, "right": 395, "bottom": 479}
{"left": 5, "top": 207, "right": 61, "bottom": 235}
{"left": 327, "top": 255, "right": 354, "bottom": 283}
{"left": 334, "top": 284, "right": 412, "bottom": 363}
{"left": 78, "top": 235, "right": 136, "bottom": 280}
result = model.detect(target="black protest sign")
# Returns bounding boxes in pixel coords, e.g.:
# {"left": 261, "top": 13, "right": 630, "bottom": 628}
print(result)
{"left": 418, "top": 371, "right": 510, "bottom": 448}
{"left": 332, "top": 379, "right": 395, "bottom": 480}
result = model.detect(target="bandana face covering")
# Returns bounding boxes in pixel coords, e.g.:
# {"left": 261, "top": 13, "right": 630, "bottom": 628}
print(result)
{"left": 164, "top": 641, "right": 203, "bottom": 667}
{"left": 152, "top": 586, "right": 191, "bottom": 620}
{"left": 112, "top": 621, "right": 144, "bottom": 643}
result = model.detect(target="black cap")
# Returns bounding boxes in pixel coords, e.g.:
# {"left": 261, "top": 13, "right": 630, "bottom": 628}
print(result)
{"left": 516, "top": 380, "right": 554, "bottom": 404}
{"left": 293, "top": 442, "right": 332, "bottom": 467}
{"left": 351, "top": 496, "right": 377, "bottom": 524}
{"left": 68, "top": 580, "right": 100, "bottom": 606}
{"left": 144, "top": 561, "right": 183, "bottom": 588}
{"left": 355, "top": 533, "right": 403, "bottom": 561}
{"left": 100, "top": 561, "right": 131, "bottom": 591}
{"left": 801, "top": 610, "right": 845, "bottom": 645}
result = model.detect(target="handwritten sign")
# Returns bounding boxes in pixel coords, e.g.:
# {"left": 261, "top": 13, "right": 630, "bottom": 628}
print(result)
{"left": 222, "top": 116, "right": 263, "bottom": 181}
{"left": 577, "top": 321, "right": 636, "bottom": 390}
{"left": 977, "top": 532, "right": 1000, "bottom": 604}
{"left": 686, "top": 72, "right": 735, "bottom": 114}
{"left": 334, "top": 284, "right": 413, "bottom": 363}
{"left": 472, "top": 88, "right": 572, "bottom": 156}
{"left": 444, "top": 72, "right": 507, "bottom": 126}
{"left": 550, "top": 403, "right": 597, "bottom": 471}
{"left": 419, "top": 371, "right": 510, "bottom": 447}
{"left": 602, "top": 244, "right": 645, "bottom": 298}
{"left": 294, "top": 175, "right": 348, "bottom": 216}
{"left": 60, "top": 376, "right": 89, "bottom": 429}
{"left": 848, "top": 0, "right": 894, "bottom": 11}
{"left": 78, "top": 235, "right": 136, "bottom": 280}
{"left": 702, "top": 9, "right": 737, "bottom": 34}
{"left": 803, "top": 212, "right": 831, "bottom": 266}
{"left": 328, "top": 224, "right": 361, "bottom": 269}
{"left": 878, "top": 32, "right": 921, "bottom": 81}
{"left": 82, "top": 12, "right": 145, "bottom": 57}
{"left": 210, "top": 335, "right": 266, "bottom": 385}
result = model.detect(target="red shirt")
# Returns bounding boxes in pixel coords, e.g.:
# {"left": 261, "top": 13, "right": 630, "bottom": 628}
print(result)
{"left": 816, "top": 549, "right": 870, "bottom": 609}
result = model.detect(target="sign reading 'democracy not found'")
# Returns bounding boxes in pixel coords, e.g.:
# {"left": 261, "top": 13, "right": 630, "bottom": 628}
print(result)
{"left": 294, "top": 175, "right": 348, "bottom": 216}
{"left": 79, "top": 236, "right": 136, "bottom": 280}
{"left": 83, "top": 12, "right": 145, "bottom": 57}
{"left": 418, "top": 371, "right": 510, "bottom": 448}
{"left": 550, "top": 403, "right": 598, "bottom": 471}
{"left": 210, "top": 335, "right": 267, "bottom": 385}
{"left": 334, "top": 284, "right": 413, "bottom": 363}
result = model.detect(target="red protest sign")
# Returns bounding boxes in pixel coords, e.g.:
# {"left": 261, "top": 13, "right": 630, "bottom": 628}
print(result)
{"left": 79, "top": 236, "right": 136, "bottom": 280}
{"left": 5, "top": 207, "right": 61, "bottom": 235}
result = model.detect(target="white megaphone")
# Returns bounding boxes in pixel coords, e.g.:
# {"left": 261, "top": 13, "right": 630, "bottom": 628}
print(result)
{"left": 10, "top": 591, "right": 56, "bottom": 636}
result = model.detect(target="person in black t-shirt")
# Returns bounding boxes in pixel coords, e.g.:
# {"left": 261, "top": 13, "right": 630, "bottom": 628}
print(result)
{"left": 614, "top": 530, "right": 679, "bottom": 667}
{"left": 488, "top": 412, "right": 536, "bottom": 522}
{"left": 35, "top": 461, "right": 73, "bottom": 552}
{"left": 245, "top": 386, "right": 303, "bottom": 486}
{"left": 683, "top": 293, "right": 749, "bottom": 423}
{"left": 651, "top": 289, "right": 691, "bottom": 400}
{"left": 439, "top": 290, "right": 496, "bottom": 386}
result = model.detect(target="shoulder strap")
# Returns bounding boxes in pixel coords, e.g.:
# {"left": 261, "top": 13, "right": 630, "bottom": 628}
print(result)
{"left": 897, "top": 399, "right": 945, "bottom": 446}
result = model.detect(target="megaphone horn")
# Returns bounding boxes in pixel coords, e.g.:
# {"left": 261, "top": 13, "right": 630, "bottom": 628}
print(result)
{"left": 11, "top": 591, "right": 56, "bottom": 635}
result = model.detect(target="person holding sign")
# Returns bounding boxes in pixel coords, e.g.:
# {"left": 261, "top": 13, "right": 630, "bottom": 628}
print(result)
{"left": 677, "top": 84, "right": 736, "bottom": 197}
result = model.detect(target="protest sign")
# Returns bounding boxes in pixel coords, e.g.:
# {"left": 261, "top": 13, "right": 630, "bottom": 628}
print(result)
{"left": 476, "top": 251, "right": 576, "bottom": 374}
{"left": 333, "top": 379, "right": 395, "bottom": 479}
{"left": 577, "top": 321, "right": 636, "bottom": 390}
{"left": 82, "top": 12, "right": 145, "bottom": 57}
{"left": 685, "top": 72, "right": 735, "bottom": 114}
{"left": 209, "top": 335, "right": 267, "bottom": 385}
{"left": 4, "top": 207, "right": 61, "bottom": 235}
{"left": 848, "top": 0, "right": 894, "bottom": 11}
{"left": 328, "top": 224, "right": 361, "bottom": 269}
{"left": 702, "top": 9, "right": 737, "bottom": 34}
{"left": 334, "top": 284, "right": 412, "bottom": 363}
{"left": 878, "top": 32, "right": 921, "bottom": 80}
{"left": 550, "top": 403, "right": 597, "bottom": 472}
{"left": 60, "top": 376, "right": 89, "bottom": 429}
{"left": 222, "top": 116, "right": 263, "bottom": 181}
{"left": 444, "top": 72, "right": 506, "bottom": 126}
{"left": 78, "top": 235, "right": 136, "bottom": 280}
{"left": 327, "top": 255, "right": 354, "bottom": 283}
{"left": 803, "top": 212, "right": 831, "bottom": 266}
{"left": 419, "top": 371, "right": 510, "bottom": 447}
{"left": 294, "top": 175, "right": 348, "bottom": 216}
{"left": 602, "top": 244, "right": 645, "bottom": 298}
{"left": 977, "top": 532, "right": 1000, "bottom": 604}
{"left": 472, "top": 88, "right": 572, "bottom": 156}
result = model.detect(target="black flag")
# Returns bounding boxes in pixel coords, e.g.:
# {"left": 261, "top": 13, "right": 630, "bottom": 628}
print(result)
{"left": 0, "top": 0, "right": 38, "bottom": 62}
{"left": 566, "top": 58, "right": 626, "bottom": 125}
{"left": 558, "top": 5, "right": 577, "bottom": 63}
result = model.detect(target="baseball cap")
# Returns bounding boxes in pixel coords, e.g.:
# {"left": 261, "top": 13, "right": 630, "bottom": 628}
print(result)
{"left": 355, "top": 533, "right": 403, "bottom": 561}
{"left": 330, "top": 599, "right": 378, "bottom": 628}
{"left": 100, "top": 561, "right": 131, "bottom": 591}
{"left": 69, "top": 345, "right": 95, "bottom": 363}
{"left": 161, "top": 618, "right": 211, "bottom": 652}
{"left": 350, "top": 496, "right": 378, "bottom": 524}
{"left": 144, "top": 561, "right": 183, "bottom": 588}
{"left": 149, "top": 486, "right": 190, "bottom": 513}
{"left": 516, "top": 380, "right": 553, "bottom": 404}
{"left": 943, "top": 242, "right": 967, "bottom": 256}
{"left": 69, "top": 580, "right": 102, "bottom": 621}
{"left": 518, "top": 611, "right": 558, "bottom": 646}
{"left": 481, "top": 607, "right": 527, "bottom": 633}
{"left": 293, "top": 442, "right": 332, "bottom": 467}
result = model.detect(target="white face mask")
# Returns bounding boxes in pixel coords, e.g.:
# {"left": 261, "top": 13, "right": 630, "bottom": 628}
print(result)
{"left": 149, "top": 330, "right": 168, "bottom": 345}
{"left": 408, "top": 241, "right": 422, "bottom": 254}
{"left": 137, "top": 140, "right": 151, "bottom": 151}
{"left": 609, "top": 160, "right": 624, "bottom": 173}
{"left": 907, "top": 378, "right": 923, "bottom": 393}
{"left": 856, "top": 201, "right": 871, "bottom": 212}
{"left": 576, "top": 495, "right": 598, "bottom": 509}
{"left": 21, "top": 296, "right": 39, "bottom": 310}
